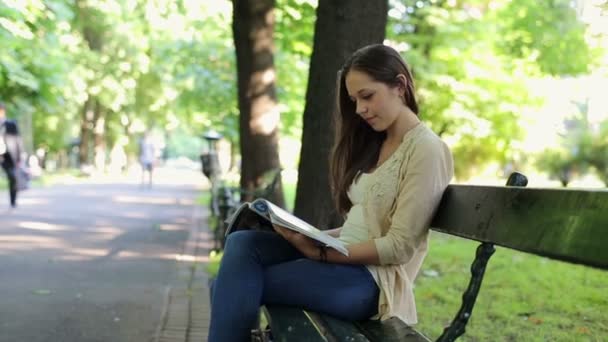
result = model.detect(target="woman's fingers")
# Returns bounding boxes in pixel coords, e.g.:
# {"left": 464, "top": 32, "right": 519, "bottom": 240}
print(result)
{"left": 272, "top": 224, "right": 293, "bottom": 239}
{"left": 271, "top": 226, "right": 319, "bottom": 259}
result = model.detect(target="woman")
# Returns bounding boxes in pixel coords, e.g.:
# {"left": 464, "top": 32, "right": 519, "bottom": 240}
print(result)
{"left": 0, "top": 102, "right": 25, "bottom": 209}
{"left": 208, "top": 44, "right": 454, "bottom": 341}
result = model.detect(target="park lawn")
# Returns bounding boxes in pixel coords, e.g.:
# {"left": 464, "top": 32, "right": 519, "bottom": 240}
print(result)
{"left": 206, "top": 250, "right": 223, "bottom": 277}
{"left": 416, "top": 232, "right": 607, "bottom": 341}
{"left": 0, "top": 173, "right": 41, "bottom": 189}
{"left": 197, "top": 192, "right": 210, "bottom": 206}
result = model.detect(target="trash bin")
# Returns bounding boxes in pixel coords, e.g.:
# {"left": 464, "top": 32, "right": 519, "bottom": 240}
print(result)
{"left": 200, "top": 151, "right": 220, "bottom": 180}
{"left": 201, "top": 130, "right": 223, "bottom": 180}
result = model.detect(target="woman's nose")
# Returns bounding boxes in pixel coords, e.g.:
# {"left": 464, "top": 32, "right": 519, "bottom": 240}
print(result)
{"left": 356, "top": 102, "right": 367, "bottom": 116}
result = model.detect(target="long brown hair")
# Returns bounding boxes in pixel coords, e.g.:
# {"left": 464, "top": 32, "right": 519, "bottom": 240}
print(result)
{"left": 329, "top": 44, "right": 418, "bottom": 215}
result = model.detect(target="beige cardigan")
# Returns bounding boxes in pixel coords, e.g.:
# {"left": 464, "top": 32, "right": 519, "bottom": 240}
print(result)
{"left": 343, "top": 123, "right": 453, "bottom": 325}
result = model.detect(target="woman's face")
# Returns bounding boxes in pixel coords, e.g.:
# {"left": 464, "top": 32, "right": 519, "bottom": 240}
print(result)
{"left": 344, "top": 69, "right": 405, "bottom": 132}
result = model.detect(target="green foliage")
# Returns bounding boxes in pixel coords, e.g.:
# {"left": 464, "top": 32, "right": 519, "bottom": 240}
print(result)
{"left": 535, "top": 149, "right": 578, "bottom": 187}
{"left": 151, "top": 3, "right": 238, "bottom": 141}
{"left": 584, "top": 119, "right": 608, "bottom": 186}
{"left": 1, "top": 1, "right": 242, "bottom": 158}
{"left": 0, "top": 1, "right": 81, "bottom": 153}
{"left": 0, "top": 0, "right": 604, "bottom": 182}
{"left": 533, "top": 100, "right": 608, "bottom": 187}
{"left": 386, "top": 0, "right": 599, "bottom": 179}
{"left": 495, "top": 0, "right": 597, "bottom": 75}
{"left": 165, "top": 128, "right": 205, "bottom": 160}
{"left": 275, "top": 0, "right": 316, "bottom": 137}
{"left": 388, "top": 1, "right": 527, "bottom": 179}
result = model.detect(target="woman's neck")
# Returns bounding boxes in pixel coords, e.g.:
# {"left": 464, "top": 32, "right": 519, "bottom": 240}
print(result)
{"left": 385, "top": 107, "right": 420, "bottom": 144}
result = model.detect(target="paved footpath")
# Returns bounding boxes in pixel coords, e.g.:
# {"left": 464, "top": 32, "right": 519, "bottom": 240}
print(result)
{"left": 0, "top": 167, "right": 213, "bottom": 342}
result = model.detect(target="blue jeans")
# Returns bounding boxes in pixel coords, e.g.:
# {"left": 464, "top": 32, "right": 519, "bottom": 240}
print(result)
{"left": 1, "top": 163, "right": 17, "bottom": 207}
{"left": 208, "top": 230, "right": 379, "bottom": 342}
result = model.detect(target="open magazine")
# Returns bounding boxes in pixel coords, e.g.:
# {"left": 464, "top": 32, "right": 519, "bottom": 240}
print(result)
{"left": 224, "top": 198, "right": 349, "bottom": 256}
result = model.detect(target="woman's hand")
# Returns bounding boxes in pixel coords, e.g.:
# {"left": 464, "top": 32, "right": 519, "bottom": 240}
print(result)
{"left": 273, "top": 224, "right": 319, "bottom": 260}
{"left": 273, "top": 225, "right": 382, "bottom": 265}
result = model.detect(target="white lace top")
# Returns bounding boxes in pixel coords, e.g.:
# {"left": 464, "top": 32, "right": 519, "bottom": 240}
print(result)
{"left": 338, "top": 123, "right": 453, "bottom": 324}
{"left": 339, "top": 172, "right": 381, "bottom": 286}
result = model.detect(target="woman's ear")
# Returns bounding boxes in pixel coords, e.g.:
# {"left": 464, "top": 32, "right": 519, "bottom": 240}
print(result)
{"left": 396, "top": 74, "right": 408, "bottom": 94}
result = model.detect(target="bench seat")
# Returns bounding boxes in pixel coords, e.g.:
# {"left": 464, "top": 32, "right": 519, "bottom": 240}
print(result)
{"left": 262, "top": 305, "right": 430, "bottom": 342}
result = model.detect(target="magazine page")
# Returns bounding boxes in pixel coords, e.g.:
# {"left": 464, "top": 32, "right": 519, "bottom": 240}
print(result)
{"left": 224, "top": 202, "right": 250, "bottom": 227}
{"left": 224, "top": 202, "right": 274, "bottom": 236}
{"left": 261, "top": 200, "right": 349, "bottom": 256}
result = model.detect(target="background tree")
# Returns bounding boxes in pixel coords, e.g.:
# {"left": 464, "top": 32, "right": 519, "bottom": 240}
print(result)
{"left": 294, "top": 0, "right": 388, "bottom": 228}
{"left": 0, "top": 0, "right": 75, "bottom": 154}
{"left": 274, "top": 0, "right": 316, "bottom": 139}
{"left": 535, "top": 100, "right": 593, "bottom": 187}
{"left": 71, "top": 0, "right": 149, "bottom": 169}
{"left": 386, "top": 0, "right": 600, "bottom": 180}
{"left": 232, "top": 0, "right": 284, "bottom": 206}
{"left": 587, "top": 119, "right": 608, "bottom": 186}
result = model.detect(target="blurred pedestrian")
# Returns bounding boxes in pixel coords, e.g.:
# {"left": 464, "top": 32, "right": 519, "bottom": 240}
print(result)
{"left": 0, "top": 102, "right": 26, "bottom": 209}
{"left": 139, "top": 131, "right": 156, "bottom": 187}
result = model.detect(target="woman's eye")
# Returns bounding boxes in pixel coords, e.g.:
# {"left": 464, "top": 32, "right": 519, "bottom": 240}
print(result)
{"left": 361, "top": 94, "right": 373, "bottom": 100}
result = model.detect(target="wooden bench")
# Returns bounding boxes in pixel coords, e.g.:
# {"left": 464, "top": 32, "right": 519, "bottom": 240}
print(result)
{"left": 254, "top": 172, "right": 608, "bottom": 341}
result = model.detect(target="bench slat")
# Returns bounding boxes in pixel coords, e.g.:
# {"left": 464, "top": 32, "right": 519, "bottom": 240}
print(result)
{"left": 356, "top": 317, "right": 430, "bottom": 342}
{"left": 262, "top": 305, "right": 327, "bottom": 342}
{"left": 431, "top": 185, "right": 608, "bottom": 270}
{"left": 311, "top": 312, "right": 369, "bottom": 341}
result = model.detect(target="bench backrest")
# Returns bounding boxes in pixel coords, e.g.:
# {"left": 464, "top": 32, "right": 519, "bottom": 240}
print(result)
{"left": 430, "top": 184, "right": 608, "bottom": 270}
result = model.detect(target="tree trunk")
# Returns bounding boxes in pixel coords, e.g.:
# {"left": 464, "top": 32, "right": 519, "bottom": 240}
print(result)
{"left": 295, "top": 0, "right": 388, "bottom": 229}
{"left": 93, "top": 105, "right": 106, "bottom": 172}
{"left": 76, "top": 2, "right": 104, "bottom": 168}
{"left": 232, "top": 0, "right": 284, "bottom": 206}
{"left": 78, "top": 97, "right": 94, "bottom": 165}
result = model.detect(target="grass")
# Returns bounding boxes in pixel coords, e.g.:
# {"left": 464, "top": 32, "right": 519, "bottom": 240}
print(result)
{"left": 206, "top": 250, "right": 223, "bottom": 277}
{"left": 415, "top": 232, "right": 607, "bottom": 341}
{"left": 197, "top": 192, "right": 210, "bottom": 206}
{"left": 0, "top": 168, "right": 90, "bottom": 190}
{"left": 0, "top": 169, "right": 78, "bottom": 190}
